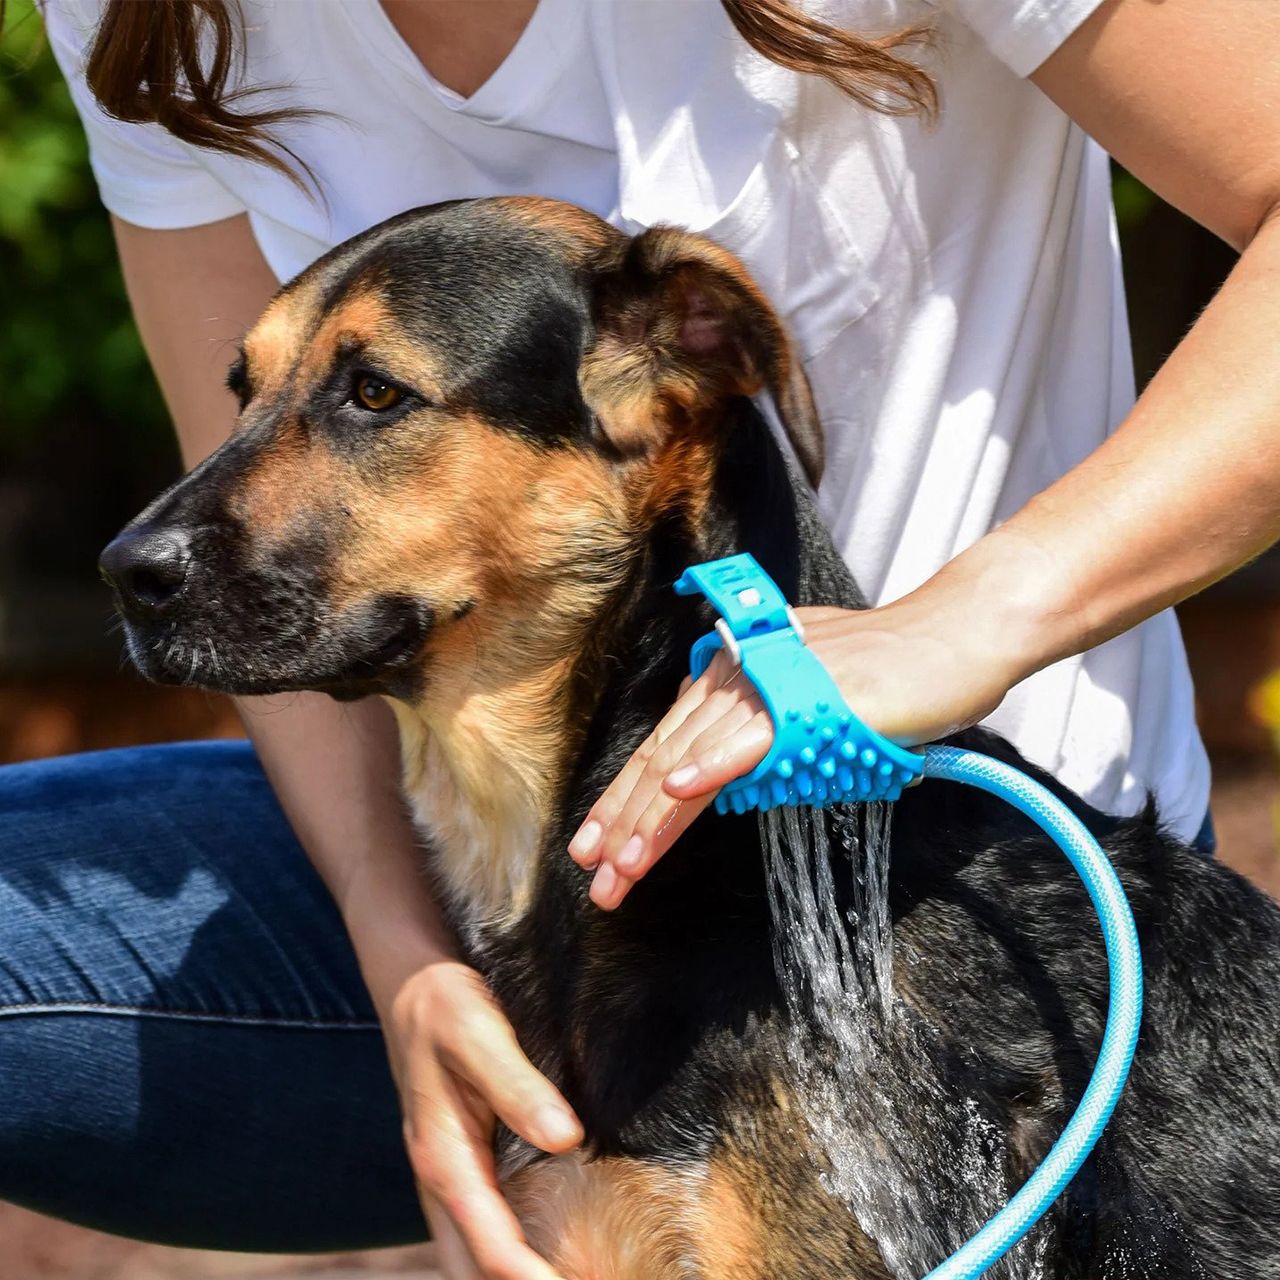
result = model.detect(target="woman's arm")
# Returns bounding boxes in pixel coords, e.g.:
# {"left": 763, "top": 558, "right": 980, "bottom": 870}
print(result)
{"left": 111, "top": 214, "right": 579, "bottom": 1280}
{"left": 569, "top": 0, "right": 1280, "bottom": 908}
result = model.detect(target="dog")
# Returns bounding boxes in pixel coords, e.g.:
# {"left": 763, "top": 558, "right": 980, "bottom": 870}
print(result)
{"left": 100, "top": 197, "right": 1280, "bottom": 1278}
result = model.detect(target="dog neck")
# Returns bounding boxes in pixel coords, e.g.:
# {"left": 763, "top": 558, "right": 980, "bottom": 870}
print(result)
{"left": 389, "top": 404, "right": 856, "bottom": 944}
{"left": 388, "top": 655, "right": 576, "bottom": 939}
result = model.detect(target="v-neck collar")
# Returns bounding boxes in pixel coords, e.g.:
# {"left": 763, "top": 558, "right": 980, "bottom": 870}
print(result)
{"left": 343, "top": 0, "right": 580, "bottom": 128}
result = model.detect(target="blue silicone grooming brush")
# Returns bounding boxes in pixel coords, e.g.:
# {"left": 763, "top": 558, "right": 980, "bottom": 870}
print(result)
{"left": 674, "top": 553, "right": 923, "bottom": 813}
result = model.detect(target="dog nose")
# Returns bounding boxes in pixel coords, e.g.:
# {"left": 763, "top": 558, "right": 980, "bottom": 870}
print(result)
{"left": 99, "top": 527, "right": 193, "bottom": 617}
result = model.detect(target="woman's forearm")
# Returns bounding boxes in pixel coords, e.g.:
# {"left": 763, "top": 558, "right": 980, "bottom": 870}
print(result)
{"left": 934, "top": 209, "right": 1280, "bottom": 684}
{"left": 239, "top": 692, "right": 458, "bottom": 1011}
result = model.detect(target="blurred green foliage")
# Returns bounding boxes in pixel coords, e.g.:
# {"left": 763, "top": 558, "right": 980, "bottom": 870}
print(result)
{"left": 0, "top": 0, "right": 167, "bottom": 464}
{"left": 1112, "top": 168, "right": 1159, "bottom": 231}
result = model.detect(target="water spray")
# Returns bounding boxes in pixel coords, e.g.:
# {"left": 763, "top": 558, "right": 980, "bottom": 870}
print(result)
{"left": 674, "top": 554, "right": 1143, "bottom": 1279}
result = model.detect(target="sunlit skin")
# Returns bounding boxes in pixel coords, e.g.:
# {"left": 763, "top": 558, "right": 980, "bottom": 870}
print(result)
{"left": 109, "top": 0, "right": 1280, "bottom": 1276}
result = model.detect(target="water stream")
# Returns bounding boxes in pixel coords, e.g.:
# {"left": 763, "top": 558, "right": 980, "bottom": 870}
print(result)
{"left": 761, "top": 805, "right": 1044, "bottom": 1279}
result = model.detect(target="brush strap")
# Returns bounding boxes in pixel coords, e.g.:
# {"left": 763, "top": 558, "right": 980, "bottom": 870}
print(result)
{"left": 674, "top": 553, "right": 923, "bottom": 813}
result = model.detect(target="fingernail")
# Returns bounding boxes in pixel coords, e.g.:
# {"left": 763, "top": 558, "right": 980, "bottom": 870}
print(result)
{"left": 569, "top": 819, "right": 602, "bottom": 860}
{"left": 536, "top": 1105, "right": 580, "bottom": 1147}
{"left": 667, "top": 763, "right": 700, "bottom": 789}
{"left": 615, "top": 834, "right": 644, "bottom": 873}
{"left": 591, "top": 861, "right": 618, "bottom": 906}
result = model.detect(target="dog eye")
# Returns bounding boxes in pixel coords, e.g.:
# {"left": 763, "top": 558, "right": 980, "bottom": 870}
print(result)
{"left": 354, "top": 376, "right": 403, "bottom": 412}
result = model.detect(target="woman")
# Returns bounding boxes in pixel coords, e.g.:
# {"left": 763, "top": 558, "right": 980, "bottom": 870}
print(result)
{"left": 3, "top": 1, "right": 1277, "bottom": 1277}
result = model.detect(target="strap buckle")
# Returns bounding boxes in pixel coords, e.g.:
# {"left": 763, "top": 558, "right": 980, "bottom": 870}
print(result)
{"left": 674, "top": 554, "right": 924, "bottom": 813}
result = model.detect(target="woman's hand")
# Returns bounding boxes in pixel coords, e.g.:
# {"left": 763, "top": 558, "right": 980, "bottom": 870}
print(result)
{"left": 568, "top": 592, "right": 1032, "bottom": 911}
{"left": 380, "top": 958, "right": 581, "bottom": 1280}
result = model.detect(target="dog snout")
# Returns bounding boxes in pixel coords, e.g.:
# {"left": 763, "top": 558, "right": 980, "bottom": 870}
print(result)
{"left": 99, "top": 526, "right": 194, "bottom": 618}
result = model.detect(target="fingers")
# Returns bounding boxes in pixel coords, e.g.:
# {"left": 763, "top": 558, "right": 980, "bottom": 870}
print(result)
{"left": 591, "top": 670, "right": 754, "bottom": 873}
{"left": 589, "top": 707, "right": 774, "bottom": 909}
{"left": 568, "top": 648, "right": 775, "bottom": 910}
{"left": 403, "top": 1015, "right": 573, "bottom": 1279}
{"left": 404, "top": 1083, "right": 561, "bottom": 1280}
{"left": 566, "top": 657, "right": 731, "bottom": 871}
{"left": 424, "top": 1198, "right": 485, "bottom": 1280}
{"left": 590, "top": 690, "right": 756, "bottom": 891}
{"left": 437, "top": 992, "right": 583, "bottom": 1155}
{"left": 661, "top": 706, "right": 775, "bottom": 798}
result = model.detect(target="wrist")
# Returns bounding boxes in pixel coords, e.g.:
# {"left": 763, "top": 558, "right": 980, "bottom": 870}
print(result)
{"left": 912, "top": 524, "right": 1085, "bottom": 688}
{"left": 341, "top": 861, "right": 459, "bottom": 1019}
{"left": 353, "top": 918, "right": 456, "bottom": 1022}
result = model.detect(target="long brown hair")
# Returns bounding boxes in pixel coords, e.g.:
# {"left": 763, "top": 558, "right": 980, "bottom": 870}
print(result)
{"left": 18, "top": 0, "right": 935, "bottom": 181}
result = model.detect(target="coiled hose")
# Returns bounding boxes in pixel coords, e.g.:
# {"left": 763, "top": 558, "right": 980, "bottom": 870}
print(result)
{"left": 920, "top": 745, "right": 1144, "bottom": 1279}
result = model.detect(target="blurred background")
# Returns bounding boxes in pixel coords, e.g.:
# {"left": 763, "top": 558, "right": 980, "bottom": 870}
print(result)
{"left": 3, "top": 0, "right": 1279, "bottom": 1275}
{"left": 1, "top": 3, "right": 428, "bottom": 1275}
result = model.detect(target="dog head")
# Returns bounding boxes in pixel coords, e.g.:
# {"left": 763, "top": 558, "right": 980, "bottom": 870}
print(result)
{"left": 100, "top": 197, "right": 822, "bottom": 705}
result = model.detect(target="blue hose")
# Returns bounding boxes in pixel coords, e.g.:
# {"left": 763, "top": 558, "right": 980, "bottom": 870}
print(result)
{"left": 919, "top": 746, "right": 1144, "bottom": 1279}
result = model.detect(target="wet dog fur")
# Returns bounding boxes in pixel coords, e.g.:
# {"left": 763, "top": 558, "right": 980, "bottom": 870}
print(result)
{"left": 103, "top": 197, "right": 1280, "bottom": 1278}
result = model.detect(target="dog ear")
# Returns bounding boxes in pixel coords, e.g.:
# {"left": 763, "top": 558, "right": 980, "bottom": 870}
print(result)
{"left": 581, "top": 226, "right": 824, "bottom": 487}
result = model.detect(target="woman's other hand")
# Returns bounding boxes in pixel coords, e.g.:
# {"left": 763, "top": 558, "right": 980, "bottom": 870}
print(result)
{"left": 382, "top": 959, "right": 581, "bottom": 1280}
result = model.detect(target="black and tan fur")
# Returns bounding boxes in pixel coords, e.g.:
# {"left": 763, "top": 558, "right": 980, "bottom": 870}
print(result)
{"left": 101, "top": 198, "right": 1280, "bottom": 1278}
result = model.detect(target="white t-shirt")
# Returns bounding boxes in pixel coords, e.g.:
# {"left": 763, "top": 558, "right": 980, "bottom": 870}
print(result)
{"left": 45, "top": 0, "right": 1211, "bottom": 840}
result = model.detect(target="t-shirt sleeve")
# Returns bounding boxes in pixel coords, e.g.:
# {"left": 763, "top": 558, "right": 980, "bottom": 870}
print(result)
{"left": 42, "top": 0, "right": 246, "bottom": 228}
{"left": 932, "top": 0, "right": 1107, "bottom": 77}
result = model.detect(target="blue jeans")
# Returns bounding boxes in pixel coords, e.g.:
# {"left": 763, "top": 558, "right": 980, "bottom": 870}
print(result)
{"left": 0, "top": 741, "right": 424, "bottom": 1252}
{"left": 0, "top": 739, "right": 1217, "bottom": 1252}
